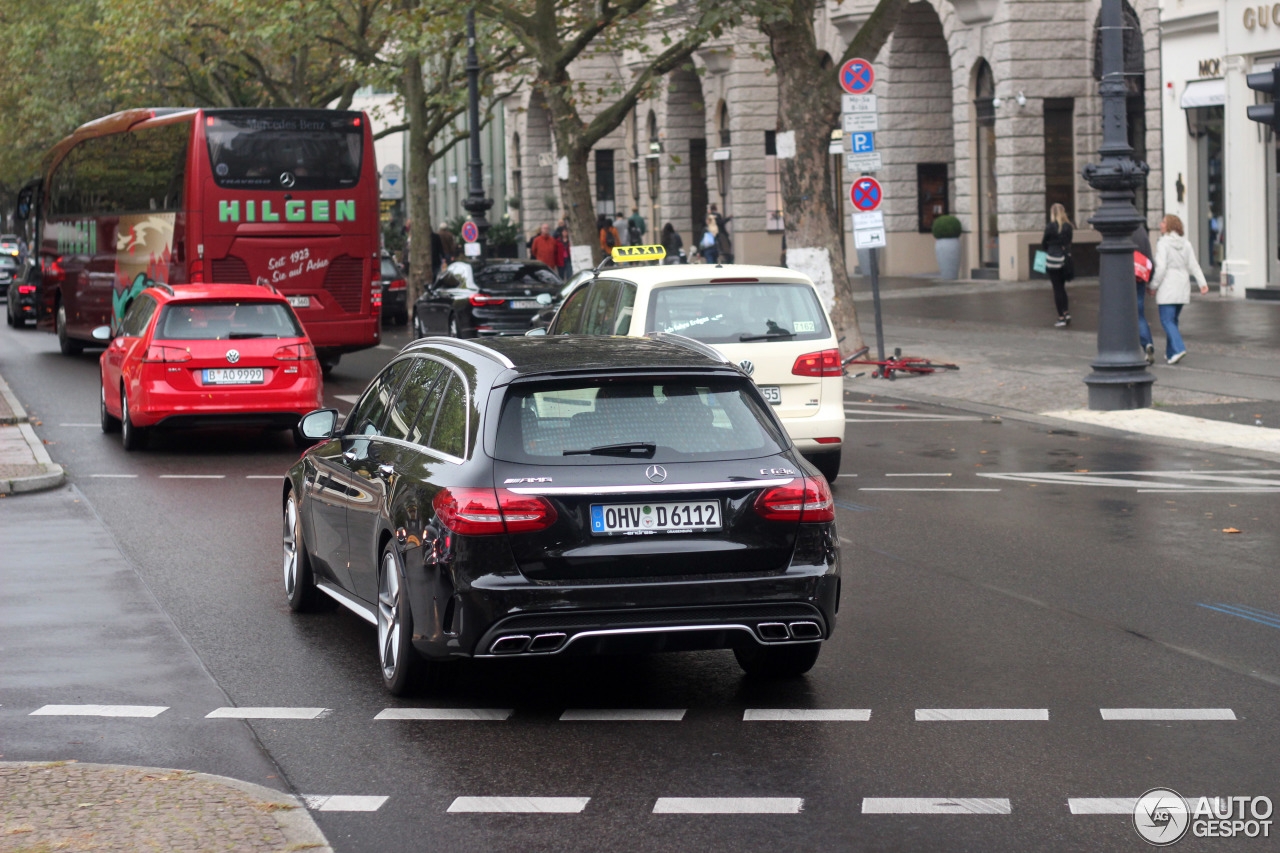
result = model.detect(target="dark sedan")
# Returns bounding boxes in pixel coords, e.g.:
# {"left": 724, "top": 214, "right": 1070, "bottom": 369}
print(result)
{"left": 283, "top": 334, "right": 841, "bottom": 694}
{"left": 380, "top": 254, "right": 408, "bottom": 326}
{"left": 412, "top": 258, "right": 561, "bottom": 339}
{"left": 0, "top": 255, "right": 18, "bottom": 300}
{"left": 5, "top": 259, "right": 38, "bottom": 328}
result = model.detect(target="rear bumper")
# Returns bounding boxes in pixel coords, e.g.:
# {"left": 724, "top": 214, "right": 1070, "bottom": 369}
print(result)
{"left": 133, "top": 379, "right": 322, "bottom": 428}
{"left": 783, "top": 397, "right": 846, "bottom": 451}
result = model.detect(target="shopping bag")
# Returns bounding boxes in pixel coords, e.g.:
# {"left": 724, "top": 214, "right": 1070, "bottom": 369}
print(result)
{"left": 1134, "top": 250, "right": 1152, "bottom": 283}
{"left": 1033, "top": 250, "right": 1047, "bottom": 274}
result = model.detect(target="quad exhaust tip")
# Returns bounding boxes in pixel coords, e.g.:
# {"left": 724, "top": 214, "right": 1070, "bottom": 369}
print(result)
{"left": 788, "top": 621, "right": 822, "bottom": 640}
{"left": 489, "top": 633, "right": 567, "bottom": 655}
{"left": 528, "top": 632, "right": 567, "bottom": 653}
{"left": 757, "top": 622, "right": 790, "bottom": 641}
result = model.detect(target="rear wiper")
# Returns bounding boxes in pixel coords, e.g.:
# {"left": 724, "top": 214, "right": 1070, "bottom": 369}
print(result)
{"left": 228, "top": 332, "right": 274, "bottom": 339}
{"left": 739, "top": 330, "right": 795, "bottom": 341}
{"left": 563, "top": 442, "right": 657, "bottom": 458}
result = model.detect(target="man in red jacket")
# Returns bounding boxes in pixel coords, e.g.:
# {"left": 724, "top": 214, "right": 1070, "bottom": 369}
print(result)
{"left": 530, "top": 223, "right": 559, "bottom": 268}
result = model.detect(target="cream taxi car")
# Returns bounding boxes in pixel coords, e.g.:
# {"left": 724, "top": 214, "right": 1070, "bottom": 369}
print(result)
{"left": 537, "top": 247, "right": 846, "bottom": 480}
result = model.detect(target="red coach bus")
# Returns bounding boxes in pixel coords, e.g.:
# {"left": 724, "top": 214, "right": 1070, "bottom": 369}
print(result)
{"left": 19, "top": 108, "right": 380, "bottom": 371}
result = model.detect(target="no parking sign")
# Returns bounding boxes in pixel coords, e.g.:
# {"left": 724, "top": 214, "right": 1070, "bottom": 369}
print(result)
{"left": 839, "top": 58, "right": 875, "bottom": 95}
{"left": 850, "top": 177, "right": 883, "bottom": 212}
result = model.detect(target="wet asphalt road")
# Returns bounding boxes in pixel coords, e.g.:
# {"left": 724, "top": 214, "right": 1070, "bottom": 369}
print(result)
{"left": 2, "top": 320, "right": 1279, "bottom": 852}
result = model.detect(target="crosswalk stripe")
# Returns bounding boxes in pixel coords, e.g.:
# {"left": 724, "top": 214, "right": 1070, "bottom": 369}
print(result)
{"left": 375, "top": 708, "right": 512, "bottom": 721}
{"left": 29, "top": 704, "right": 167, "bottom": 717}
{"left": 862, "top": 798, "right": 1011, "bottom": 815}
{"left": 915, "top": 709, "right": 1048, "bottom": 721}
{"left": 744, "top": 709, "right": 871, "bottom": 721}
{"left": 653, "top": 798, "right": 803, "bottom": 814}
{"left": 560, "top": 709, "right": 686, "bottom": 721}
{"left": 448, "top": 797, "right": 590, "bottom": 813}
{"left": 206, "top": 707, "right": 329, "bottom": 720}
{"left": 303, "top": 795, "right": 388, "bottom": 812}
{"left": 1100, "top": 708, "right": 1235, "bottom": 720}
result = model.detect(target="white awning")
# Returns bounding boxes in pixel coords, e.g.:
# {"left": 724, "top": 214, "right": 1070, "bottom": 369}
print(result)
{"left": 1181, "top": 79, "right": 1225, "bottom": 109}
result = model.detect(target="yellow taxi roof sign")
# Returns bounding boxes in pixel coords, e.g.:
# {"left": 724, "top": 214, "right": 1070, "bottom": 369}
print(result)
{"left": 611, "top": 244, "right": 665, "bottom": 263}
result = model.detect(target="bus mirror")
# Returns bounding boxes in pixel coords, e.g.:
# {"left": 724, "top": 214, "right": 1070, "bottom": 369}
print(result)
{"left": 14, "top": 186, "right": 34, "bottom": 223}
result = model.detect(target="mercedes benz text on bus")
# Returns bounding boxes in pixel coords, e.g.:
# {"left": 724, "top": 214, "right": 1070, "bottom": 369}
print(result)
{"left": 26, "top": 108, "right": 381, "bottom": 370}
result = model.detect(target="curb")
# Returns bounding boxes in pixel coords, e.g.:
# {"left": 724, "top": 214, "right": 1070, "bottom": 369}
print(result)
{"left": 0, "top": 372, "right": 67, "bottom": 495}
{"left": 2, "top": 760, "right": 334, "bottom": 852}
{"left": 0, "top": 370, "right": 28, "bottom": 424}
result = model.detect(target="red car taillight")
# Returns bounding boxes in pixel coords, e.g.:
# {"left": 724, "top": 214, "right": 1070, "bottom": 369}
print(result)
{"left": 17, "top": 284, "right": 36, "bottom": 294}
{"left": 792, "top": 349, "right": 843, "bottom": 377}
{"left": 187, "top": 259, "right": 204, "bottom": 283}
{"left": 371, "top": 289, "right": 382, "bottom": 308}
{"left": 432, "top": 488, "right": 557, "bottom": 535}
{"left": 753, "top": 476, "right": 835, "bottom": 523}
{"left": 142, "top": 345, "right": 192, "bottom": 363}
{"left": 469, "top": 294, "right": 506, "bottom": 307}
{"left": 274, "top": 342, "right": 317, "bottom": 361}
{"left": 387, "top": 278, "right": 407, "bottom": 291}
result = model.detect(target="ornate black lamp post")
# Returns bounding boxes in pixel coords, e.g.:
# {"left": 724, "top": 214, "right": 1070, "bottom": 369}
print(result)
{"left": 461, "top": 8, "right": 493, "bottom": 251}
{"left": 1081, "top": 0, "right": 1153, "bottom": 410}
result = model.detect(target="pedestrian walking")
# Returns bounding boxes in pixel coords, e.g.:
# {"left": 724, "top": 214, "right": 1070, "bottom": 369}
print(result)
{"left": 599, "top": 215, "right": 619, "bottom": 255}
{"left": 1149, "top": 213, "right": 1209, "bottom": 365}
{"left": 1041, "top": 203, "right": 1074, "bottom": 327}
{"left": 708, "top": 203, "right": 733, "bottom": 262}
{"left": 697, "top": 215, "right": 719, "bottom": 264}
{"left": 554, "top": 219, "right": 572, "bottom": 278}
{"left": 613, "top": 213, "right": 629, "bottom": 247}
{"left": 627, "top": 207, "right": 647, "bottom": 246}
{"left": 660, "top": 222, "right": 683, "bottom": 264}
{"left": 529, "top": 223, "right": 560, "bottom": 268}
{"left": 437, "top": 224, "right": 457, "bottom": 263}
{"left": 1132, "top": 224, "right": 1156, "bottom": 363}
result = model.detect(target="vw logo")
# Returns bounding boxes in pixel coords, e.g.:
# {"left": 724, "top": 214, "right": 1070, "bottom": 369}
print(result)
{"left": 279, "top": 171, "right": 297, "bottom": 188}
{"left": 226, "top": 349, "right": 241, "bottom": 364}
{"left": 645, "top": 465, "right": 667, "bottom": 483}
{"left": 739, "top": 359, "right": 755, "bottom": 376}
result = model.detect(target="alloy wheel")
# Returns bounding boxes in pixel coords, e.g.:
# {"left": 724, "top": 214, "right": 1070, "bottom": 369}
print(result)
{"left": 377, "top": 550, "right": 403, "bottom": 680}
{"left": 283, "top": 494, "right": 299, "bottom": 599}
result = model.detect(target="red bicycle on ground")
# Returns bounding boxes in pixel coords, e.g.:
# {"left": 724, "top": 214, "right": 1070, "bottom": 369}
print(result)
{"left": 842, "top": 346, "right": 959, "bottom": 380}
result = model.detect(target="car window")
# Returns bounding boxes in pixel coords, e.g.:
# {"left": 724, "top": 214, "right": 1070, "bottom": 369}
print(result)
{"left": 613, "top": 283, "right": 636, "bottom": 335}
{"left": 580, "top": 280, "right": 622, "bottom": 335}
{"left": 473, "top": 263, "right": 560, "bottom": 290}
{"left": 647, "top": 283, "right": 831, "bottom": 344}
{"left": 549, "top": 285, "right": 591, "bottom": 335}
{"left": 383, "top": 358, "right": 444, "bottom": 443}
{"left": 345, "top": 358, "right": 412, "bottom": 437}
{"left": 120, "top": 295, "right": 157, "bottom": 338}
{"left": 495, "top": 377, "right": 786, "bottom": 465}
{"left": 427, "top": 375, "right": 468, "bottom": 459}
{"left": 380, "top": 258, "right": 401, "bottom": 279}
{"left": 154, "top": 301, "right": 304, "bottom": 341}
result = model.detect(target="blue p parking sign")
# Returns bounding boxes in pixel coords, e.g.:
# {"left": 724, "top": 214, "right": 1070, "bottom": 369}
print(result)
{"left": 849, "top": 132, "right": 875, "bottom": 154}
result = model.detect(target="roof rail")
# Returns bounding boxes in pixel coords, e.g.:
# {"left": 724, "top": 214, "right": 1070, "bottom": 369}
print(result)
{"left": 644, "top": 331, "right": 731, "bottom": 364}
{"left": 406, "top": 336, "right": 516, "bottom": 369}
{"left": 149, "top": 281, "right": 175, "bottom": 296}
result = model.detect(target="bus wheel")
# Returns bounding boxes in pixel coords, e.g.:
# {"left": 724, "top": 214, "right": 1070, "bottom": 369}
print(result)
{"left": 57, "top": 302, "right": 84, "bottom": 355}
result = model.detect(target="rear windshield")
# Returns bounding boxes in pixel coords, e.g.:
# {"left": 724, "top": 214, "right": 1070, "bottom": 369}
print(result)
{"left": 155, "top": 301, "right": 304, "bottom": 341}
{"left": 459, "top": 262, "right": 560, "bottom": 292}
{"left": 204, "top": 110, "right": 363, "bottom": 191}
{"left": 380, "top": 258, "right": 402, "bottom": 279}
{"left": 495, "top": 377, "right": 786, "bottom": 465}
{"left": 647, "top": 283, "right": 830, "bottom": 344}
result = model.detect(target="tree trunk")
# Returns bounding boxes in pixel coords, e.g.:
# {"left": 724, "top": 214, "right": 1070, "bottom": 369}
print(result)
{"left": 403, "top": 51, "right": 433, "bottom": 308}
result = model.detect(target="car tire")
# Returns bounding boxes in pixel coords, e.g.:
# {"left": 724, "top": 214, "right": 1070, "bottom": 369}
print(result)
{"left": 733, "top": 642, "right": 821, "bottom": 678}
{"left": 377, "top": 544, "right": 422, "bottom": 695}
{"left": 319, "top": 353, "right": 341, "bottom": 375}
{"left": 100, "top": 384, "right": 120, "bottom": 434}
{"left": 57, "top": 302, "right": 84, "bottom": 355}
{"left": 283, "top": 490, "right": 325, "bottom": 612}
{"left": 412, "top": 309, "right": 426, "bottom": 339}
{"left": 809, "top": 449, "right": 842, "bottom": 483}
{"left": 120, "top": 387, "right": 146, "bottom": 451}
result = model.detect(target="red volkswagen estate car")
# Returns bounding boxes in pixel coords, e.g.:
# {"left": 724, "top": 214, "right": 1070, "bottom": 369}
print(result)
{"left": 96, "top": 283, "right": 323, "bottom": 450}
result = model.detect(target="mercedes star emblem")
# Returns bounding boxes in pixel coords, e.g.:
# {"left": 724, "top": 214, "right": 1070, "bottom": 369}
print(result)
{"left": 739, "top": 359, "right": 755, "bottom": 376}
{"left": 279, "top": 171, "right": 297, "bottom": 188}
{"left": 226, "top": 349, "right": 241, "bottom": 364}
{"left": 645, "top": 465, "right": 668, "bottom": 483}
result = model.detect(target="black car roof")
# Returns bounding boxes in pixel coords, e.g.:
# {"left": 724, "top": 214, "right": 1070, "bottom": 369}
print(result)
{"left": 407, "top": 335, "right": 736, "bottom": 377}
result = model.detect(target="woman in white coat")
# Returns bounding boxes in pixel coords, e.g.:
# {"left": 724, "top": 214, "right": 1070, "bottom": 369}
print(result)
{"left": 1148, "top": 214, "right": 1209, "bottom": 365}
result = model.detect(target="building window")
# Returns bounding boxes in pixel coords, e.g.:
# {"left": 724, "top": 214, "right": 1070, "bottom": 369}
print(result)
{"left": 916, "top": 163, "right": 948, "bottom": 233}
{"left": 595, "top": 149, "right": 615, "bottom": 216}
{"left": 1043, "top": 98, "right": 1075, "bottom": 223}
{"left": 764, "top": 131, "right": 784, "bottom": 232}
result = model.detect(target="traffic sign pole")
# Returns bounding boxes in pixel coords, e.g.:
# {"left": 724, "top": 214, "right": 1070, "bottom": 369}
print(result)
{"left": 840, "top": 60, "right": 885, "bottom": 364}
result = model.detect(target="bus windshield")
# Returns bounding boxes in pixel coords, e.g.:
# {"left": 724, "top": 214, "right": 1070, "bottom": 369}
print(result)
{"left": 204, "top": 111, "right": 363, "bottom": 192}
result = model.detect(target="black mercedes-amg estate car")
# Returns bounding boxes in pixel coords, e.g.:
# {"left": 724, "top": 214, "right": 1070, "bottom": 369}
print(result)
{"left": 283, "top": 334, "right": 841, "bottom": 694}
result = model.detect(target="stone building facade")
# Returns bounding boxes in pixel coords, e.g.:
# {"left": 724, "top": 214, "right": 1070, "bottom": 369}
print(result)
{"left": 504, "top": 0, "right": 1163, "bottom": 282}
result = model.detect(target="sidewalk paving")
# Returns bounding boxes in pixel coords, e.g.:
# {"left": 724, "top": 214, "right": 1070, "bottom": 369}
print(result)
{"left": 0, "top": 373, "right": 64, "bottom": 495}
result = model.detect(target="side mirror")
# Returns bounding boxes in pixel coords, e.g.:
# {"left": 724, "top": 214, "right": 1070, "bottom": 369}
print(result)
{"left": 524, "top": 327, "right": 547, "bottom": 337}
{"left": 14, "top": 185, "right": 34, "bottom": 224}
{"left": 536, "top": 292, "right": 553, "bottom": 306}
{"left": 91, "top": 325, "right": 112, "bottom": 341}
{"left": 298, "top": 408, "right": 339, "bottom": 441}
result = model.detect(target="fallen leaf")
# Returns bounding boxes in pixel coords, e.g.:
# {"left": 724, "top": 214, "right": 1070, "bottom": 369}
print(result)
{"left": 1222, "top": 528, "right": 1242, "bottom": 534}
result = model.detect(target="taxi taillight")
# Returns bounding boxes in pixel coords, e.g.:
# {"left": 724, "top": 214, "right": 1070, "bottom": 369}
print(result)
{"left": 792, "top": 349, "right": 843, "bottom": 377}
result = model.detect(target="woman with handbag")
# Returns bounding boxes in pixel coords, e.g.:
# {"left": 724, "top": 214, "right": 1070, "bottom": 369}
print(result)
{"left": 1149, "top": 214, "right": 1209, "bottom": 365}
{"left": 1041, "top": 203, "right": 1074, "bottom": 327}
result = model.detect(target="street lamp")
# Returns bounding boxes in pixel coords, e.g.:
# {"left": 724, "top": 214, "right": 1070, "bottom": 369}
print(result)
{"left": 461, "top": 7, "right": 493, "bottom": 253}
{"left": 1081, "top": 0, "right": 1153, "bottom": 410}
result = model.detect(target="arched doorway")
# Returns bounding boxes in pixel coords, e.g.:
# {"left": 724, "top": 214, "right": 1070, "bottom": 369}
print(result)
{"left": 972, "top": 60, "right": 999, "bottom": 273}
{"left": 661, "top": 68, "right": 707, "bottom": 247}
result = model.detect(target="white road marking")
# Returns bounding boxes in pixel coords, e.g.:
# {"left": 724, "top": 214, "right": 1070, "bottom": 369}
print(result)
{"left": 58, "top": 423, "right": 99, "bottom": 427}
{"left": 979, "top": 470, "right": 1280, "bottom": 491}
{"left": 158, "top": 474, "right": 225, "bottom": 480}
{"left": 862, "top": 798, "right": 1011, "bottom": 815}
{"left": 1100, "top": 708, "right": 1235, "bottom": 721}
{"left": 836, "top": 473, "right": 858, "bottom": 478}
{"left": 1136, "top": 489, "right": 1280, "bottom": 494}
{"left": 885, "top": 473, "right": 952, "bottom": 477}
{"left": 90, "top": 474, "right": 138, "bottom": 478}
{"left": 334, "top": 394, "right": 361, "bottom": 405}
{"left": 375, "top": 344, "right": 397, "bottom": 350}
{"left": 30, "top": 704, "right": 167, "bottom": 718}
{"left": 1068, "top": 798, "right": 1139, "bottom": 814}
{"left": 844, "top": 416, "right": 984, "bottom": 423}
{"left": 448, "top": 797, "right": 590, "bottom": 813}
{"left": 375, "top": 708, "right": 512, "bottom": 721}
{"left": 915, "top": 709, "right": 1048, "bottom": 721}
{"left": 744, "top": 709, "right": 871, "bottom": 721}
{"left": 303, "top": 795, "right": 388, "bottom": 812}
{"left": 245, "top": 475, "right": 280, "bottom": 479}
{"left": 206, "top": 707, "right": 329, "bottom": 720}
{"left": 858, "top": 488, "right": 1001, "bottom": 492}
{"left": 843, "top": 410, "right": 972, "bottom": 420}
{"left": 560, "top": 709, "right": 686, "bottom": 721}
{"left": 653, "top": 798, "right": 804, "bottom": 814}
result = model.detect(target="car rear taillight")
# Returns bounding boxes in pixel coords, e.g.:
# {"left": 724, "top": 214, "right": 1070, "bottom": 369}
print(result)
{"left": 46, "top": 257, "right": 66, "bottom": 284}
{"left": 792, "top": 349, "right": 843, "bottom": 377}
{"left": 17, "top": 285, "right": 35, "bottom": 294}
{"left": 387, "top": 278, "right": 406, "bottom": 291}
{"left": 433, "top": 488, "right": 557, "bottom": 535}
{"left": 371, "top": 289, "right": 382, "bottom": 308}
{"left": 753, "top": 476, "right": 835, "bottom": 523}
{"left": 188, "top": 259, "right": 204, "bottom": 283}
{"left": 142, "top": 345, "right": 192, "bottom": 363}
{"left": 469, "top": 294, "right": 506, "bottom": 307}
{"left": 274, "top": 342, "right": 317, "bottom": 361}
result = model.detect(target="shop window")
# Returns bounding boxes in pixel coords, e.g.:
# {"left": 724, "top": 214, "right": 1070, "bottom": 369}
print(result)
{"left": 916, "top": 163, "right": 948, "bottom": 233}
{"left": 764, "top": 131, "right": 783, "bottom": 232}
{"left": 1043, "top": 98, "right": 1075, "bottom": 223}
{"left": 595, "top": 149, "right": 615, "bottom": 216}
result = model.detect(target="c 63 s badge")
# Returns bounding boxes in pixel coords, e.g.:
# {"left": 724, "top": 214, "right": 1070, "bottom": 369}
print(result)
{"left": 761, "top": 468, "right": 795, "bottom": 476}
{"left": 504, "top": 477, "right": 553, "bottom": 485}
